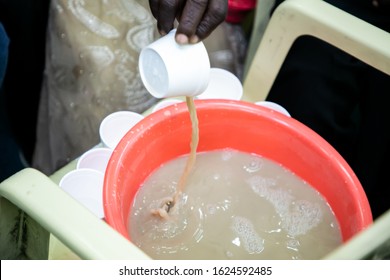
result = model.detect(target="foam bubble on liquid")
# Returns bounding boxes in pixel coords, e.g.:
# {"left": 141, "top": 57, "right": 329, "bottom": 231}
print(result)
{"left": 231, "top": 216, "right": 264, "bottom": 254}
{"left": 247, "top": 175, "right": 277, "bottom": 193}
{"left": 281, "top": 200, "right": 322, "bottom": 236}
{"left": 221, "top": 149, "right": 234, "bottom": 161}
{"left": 247, "top": 175, "right": 322, "bottom": 236}
{"left": 243, "top": 156, "right": 263, "bottom": 173}
{"left": 286, "top": 239, "right": 300, "bottom": 251}
{"left": 213, "top": 173, "right": 220, "bottom": 180}
{"left": 247, "top": 175, "right": 292, "bottom": 214}
{"left": 206, "top": 199, "right": 232, "bottom": 215}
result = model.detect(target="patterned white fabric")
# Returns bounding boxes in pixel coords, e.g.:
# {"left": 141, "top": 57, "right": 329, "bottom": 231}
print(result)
{"left": 33, "top": 0, "right": 159, "bottom": 174}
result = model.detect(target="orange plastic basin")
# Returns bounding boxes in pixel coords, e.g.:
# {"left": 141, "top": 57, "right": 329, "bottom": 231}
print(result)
{"left": 103, "top": 99, "right": 372, "bottom": 243}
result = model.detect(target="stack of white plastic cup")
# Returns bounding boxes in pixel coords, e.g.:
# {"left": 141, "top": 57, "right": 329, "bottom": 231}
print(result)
{"left": 255, "top": 101, "right": 291, "bottom": 117}
{"left": 99, "top": 111, "right": 144, "bottom": 150}
{"left": 76, "top": 147, "right": 113, "bottom": 174}
{"left": 59, "top": 110, "right": 145, "bottom": 219}
{"left": 59, "top": 168, "right": 105, "bottom": 219}
{"left": 196, "top": 68, "right": 243, "bottom": 100}
{"left": 151, "top": 98, "right": 184, "bottom": 113}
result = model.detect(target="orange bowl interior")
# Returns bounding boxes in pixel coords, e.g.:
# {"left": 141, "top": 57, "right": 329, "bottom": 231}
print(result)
{"left": 103, "top": 99, "right": 372, "bottom": 243}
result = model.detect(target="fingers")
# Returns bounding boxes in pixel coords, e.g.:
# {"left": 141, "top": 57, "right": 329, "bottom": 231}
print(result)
{"left": 149, "top": 0, "right": 228, "bottom": 44}
{"left": 197, "top": 0, "right": 228, "bottom": 39}
{"left": 149, "top": 0, "right": 178, "bottom": 35}
{"left": 148, "top": 0, "right": 159, "bottom": 20}
{"left": 175, "top": 0, "right": 208, "bottom": 44}
{"left": 176, "top": 0, "right": 228, "bottom": 44}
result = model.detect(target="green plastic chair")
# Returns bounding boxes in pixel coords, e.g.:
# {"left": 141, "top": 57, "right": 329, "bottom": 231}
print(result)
{"left": 1, "top": 0, "right": 390, "bottom": 260}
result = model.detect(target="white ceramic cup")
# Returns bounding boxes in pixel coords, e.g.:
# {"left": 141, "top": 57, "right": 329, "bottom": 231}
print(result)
{"left": 152, "top": 98, "right": 184, "bottom": 113}
{"left": 77, "top": 147, "right": 113, "bottom": 174}
{"left": 196, "top": 68, "right": 243, "bottom": 100}
{"left": 59, "top": 168, "right": 105, "bottom": 219}
{"left": 139, "top": 29, "right": 210, "bottom": 98}
{"left": 255, "top": 101, "right": 291, "bottom": 117}
{"left": 99, "top": 111, "right": 144, "bottom": 149}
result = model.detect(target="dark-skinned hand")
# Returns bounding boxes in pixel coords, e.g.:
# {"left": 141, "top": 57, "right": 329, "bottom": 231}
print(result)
{"left": 149, "top": 0, "right": 228, "bottom": 44}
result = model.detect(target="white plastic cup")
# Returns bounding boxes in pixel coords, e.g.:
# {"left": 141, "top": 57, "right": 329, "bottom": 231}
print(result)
{"left": 99, "top": 111, "right": 144, "bottom": 149}
{"left": 255, "top": 101, "right": 291, "bottom": 117}
{"left": 196, "top": 68, "right": 243, "bottom": 100}
{"left": 59, "top": 169, "right": 105, "bottom": 219}
{"left": 152, "top": 98, "right": 184, "bottom": 113}
{"left": 77, "top": 147, "right": 113, "bottom": 174}
{"left": 139, "top": 29, "right": 210, "bottom": 98}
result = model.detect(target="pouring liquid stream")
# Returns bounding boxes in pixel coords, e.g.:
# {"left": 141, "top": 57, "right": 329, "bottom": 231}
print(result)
{"left": 151, "top": 96, "right": 199, "bottom": 218}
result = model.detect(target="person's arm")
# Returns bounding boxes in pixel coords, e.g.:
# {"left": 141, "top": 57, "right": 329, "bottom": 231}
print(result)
{"left": 148, "top": 0, "right": 228, "bottom": 44}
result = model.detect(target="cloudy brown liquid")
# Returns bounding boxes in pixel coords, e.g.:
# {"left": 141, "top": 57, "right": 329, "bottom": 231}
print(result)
{"left": 128, "top": 149, "right": 342, "bottom": 260}
{"left": 149, "top": 97, "right": 198, "bottom": 218}
{"left": 175, "top": 97, "right": 199, "bottom": 201}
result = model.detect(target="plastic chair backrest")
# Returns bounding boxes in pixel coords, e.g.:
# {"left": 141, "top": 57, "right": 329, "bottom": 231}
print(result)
{"left": 243, "top": 0, "right": 390, "bottom": 102}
